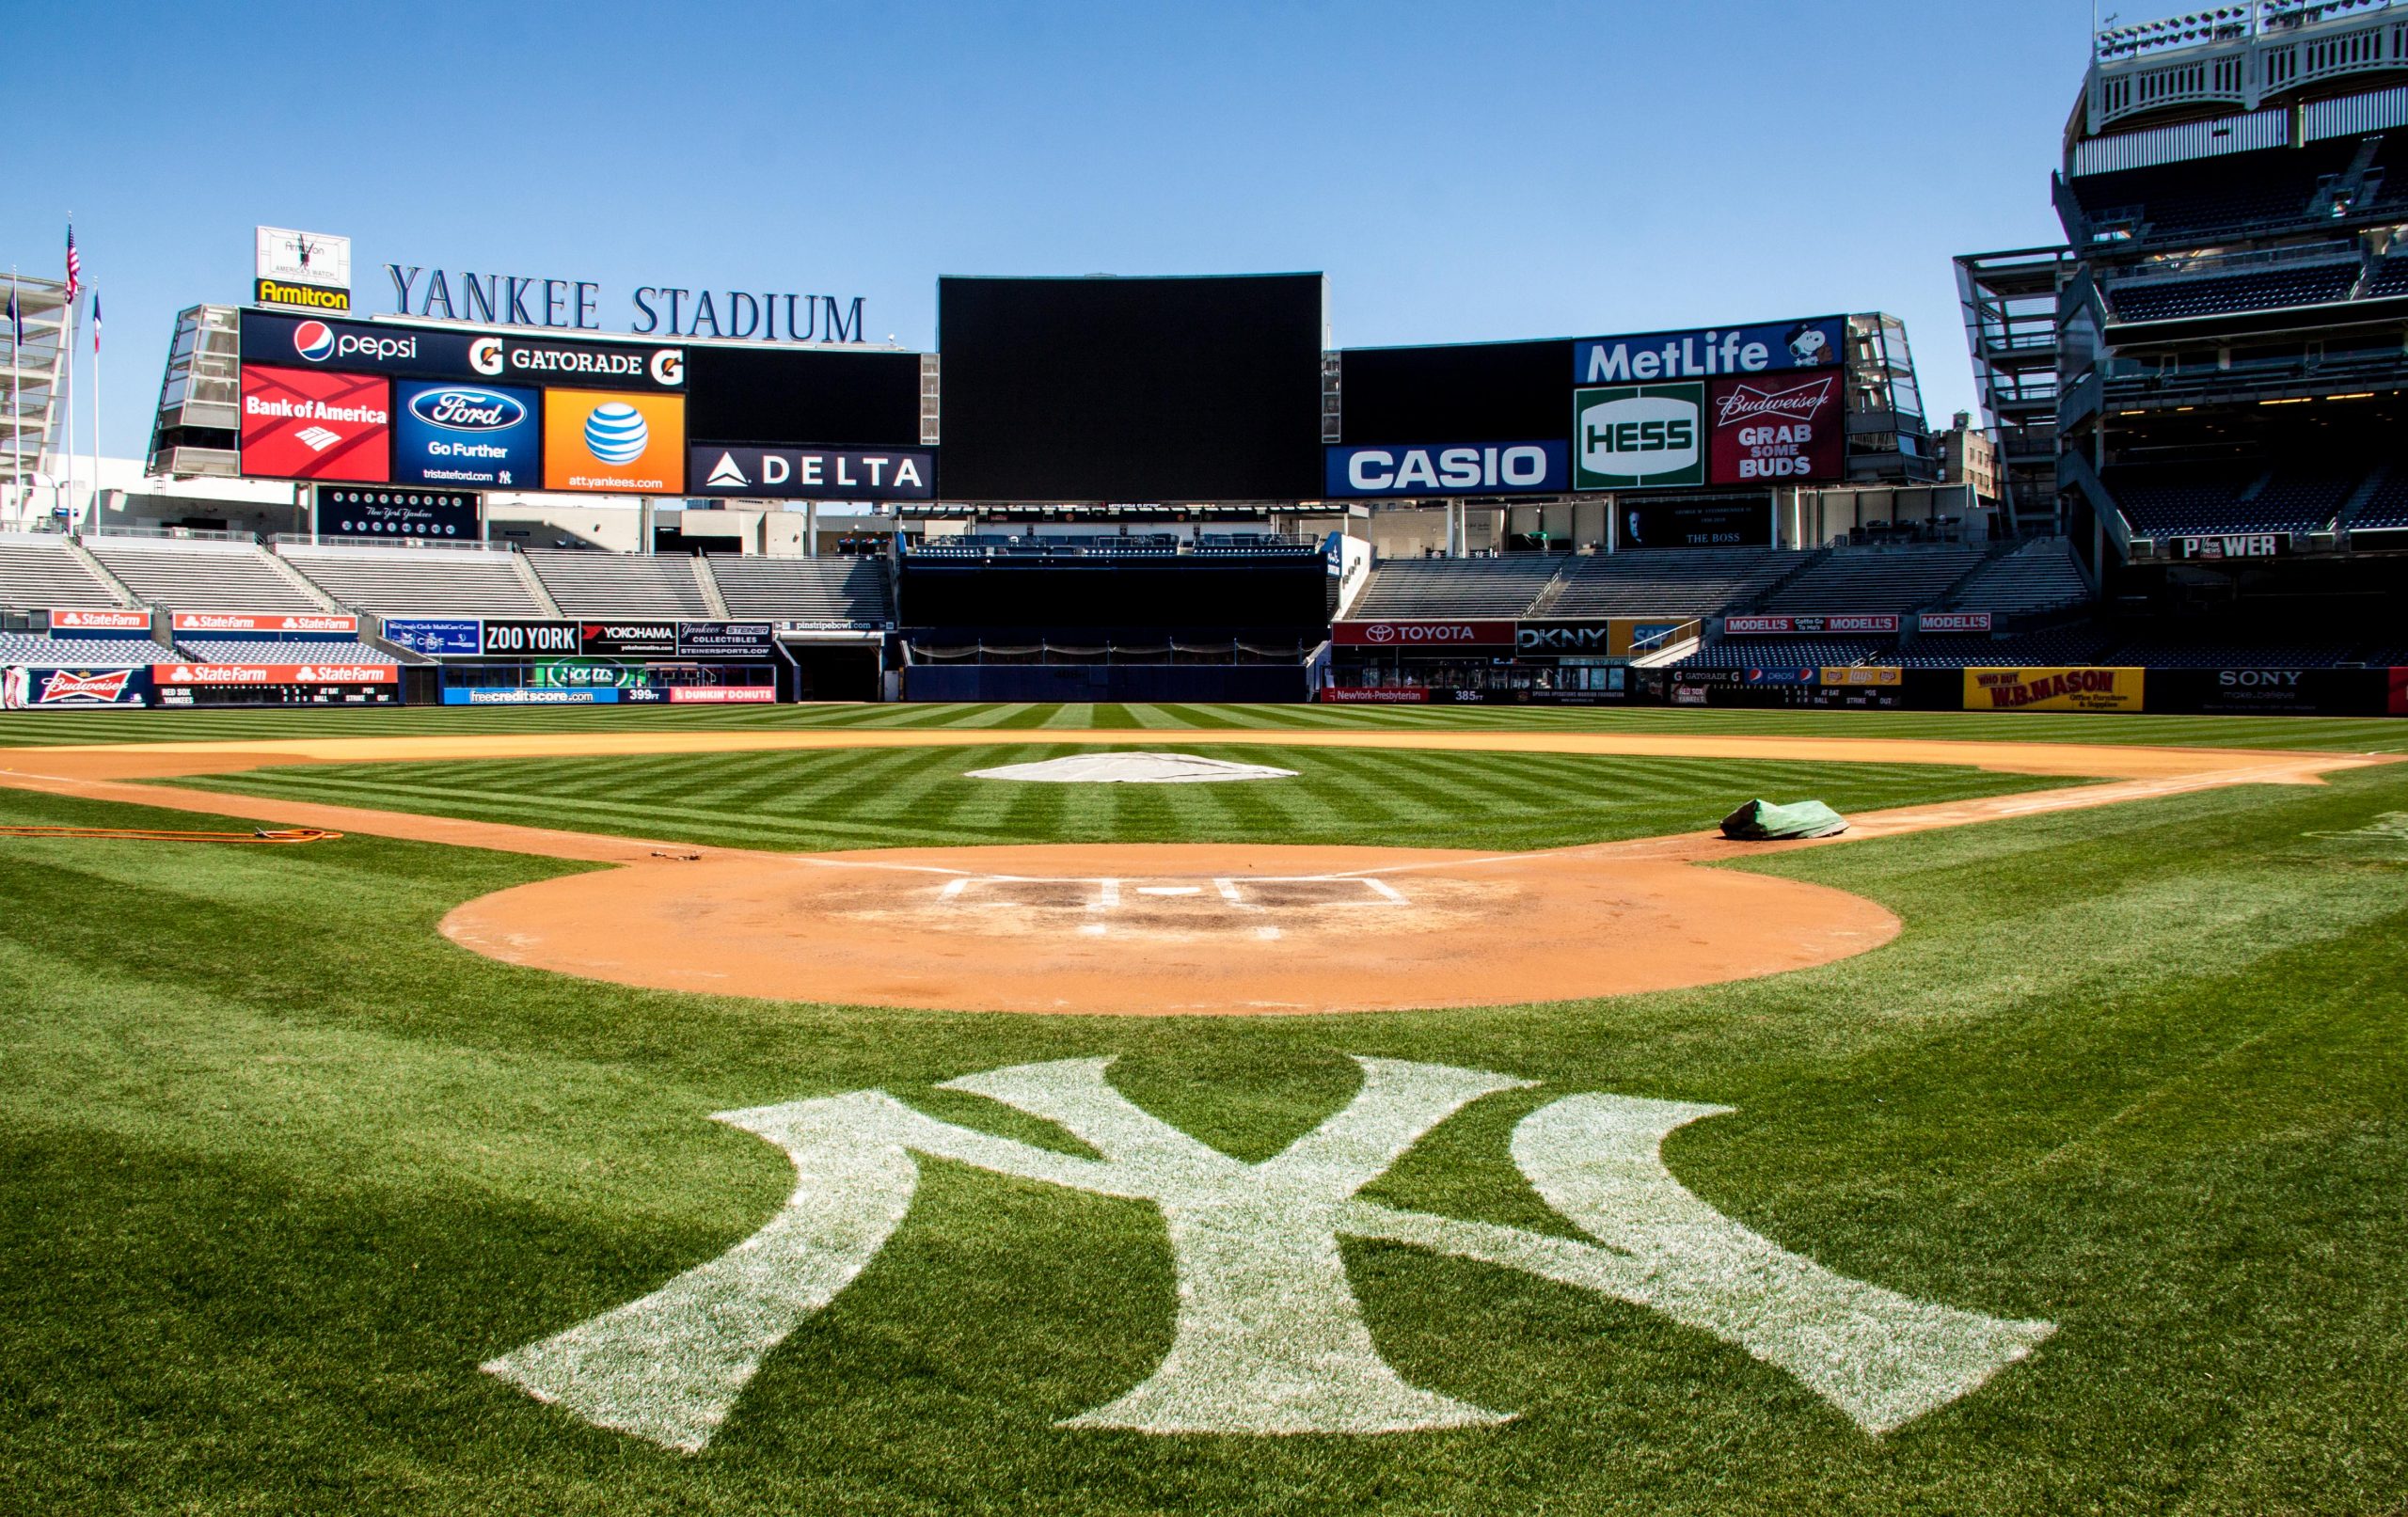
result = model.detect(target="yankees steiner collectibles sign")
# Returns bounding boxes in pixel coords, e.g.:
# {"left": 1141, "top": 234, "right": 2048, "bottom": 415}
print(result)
{"left": 483, "top": 1057, "right": 2051, "bottom": 1448}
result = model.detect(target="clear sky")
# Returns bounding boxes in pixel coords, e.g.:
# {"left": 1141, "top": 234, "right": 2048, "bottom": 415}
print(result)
{"left": 20, "top": 0, "right": 2095, "bottom": 459}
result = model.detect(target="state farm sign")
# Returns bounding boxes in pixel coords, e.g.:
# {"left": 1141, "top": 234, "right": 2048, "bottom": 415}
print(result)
{"left": 153, "top": 662, "right": 396, "bottom": 685}
{"left": 48, "top": 608, "right": 151, "bottom": 630}
{"left": 168, "top": 610, "right": 360, "bottom": 635}
{"left": 1332, "top": 620, "right": 1515, "bottom": 647}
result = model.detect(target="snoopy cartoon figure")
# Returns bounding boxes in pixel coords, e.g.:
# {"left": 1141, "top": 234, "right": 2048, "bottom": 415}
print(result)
{"left": 1786, "top": 323, "right": 1833, "bottom": 367}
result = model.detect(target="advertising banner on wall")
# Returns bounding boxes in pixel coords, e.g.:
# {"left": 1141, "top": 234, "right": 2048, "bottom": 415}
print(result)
{"left": 1706, "top": 371, "right": 1845, "bottom": 484}
{"left": 241, "top": 309, "right": 480, "bottom": 377}
{"left": 1323, "top": 441, "right": 1569, "bottom": 498}
{"left": 316, "top": 484, "right": 482, "bottom": 540}
{"left": 689, "top": 445, "right": 935, "bottom": 500}
{"left": 153, "top": 662, "right": 397, "bottom": 686}
{"left": 1821, "top": 666, "right": 1904, "bottom": 686}
{"left": 443, "top": 687, "right": 618, "bottom": 704}
{"left": 0, "top": 667, "right": 151, "bottom": 708}
{"left": 391, "top": 382, "right": 541, "bottom": 488}
{"left": 1726, "top": 614, "right": 1899, "bottom": 635}
{"left": 48, "top": 608, "right": 151, "bottom": 631}
{"left": 2394, "top": 666, "right": 2408, "bottom": 717}
{"left": 169, "top": 610, "right": 359, "bottom": 635}
{"left": 383, "top": 617, "right": 483, "bottom": 656}
{"left": 1574, "top": 384, "right": 1703, "bottom": 489}
{"left": 1619, "top": 498, "right": 1769, "bottom": 549}
{"left": 481, "top": 620, "right": 583, "bottom": 656}
{"left": 478, "top": 334, "right": 684, "bottom": 391}
{"left": 668, "top": 687, "right": 777, "bottom": 703}
{"left": 239, "top": 366, "right": 392, "bottom": 482}
{"left": 578, "top": 622, "right": 679, "bottom": 656}
{"left": 1964, "top": 667, "right": 2145, "bottom": 712}
{"left": 543, "top": 389, "right": 685, "bottom": 494}
{"left": 1331, "top": 620, "right": 1515, "bottom": 648}
{"left": 254, "top": 227, "right": 352, "bottom": 313}
{"left": 1918, "top": 612, "right": 1995, "bottom": 633}
{"left": 1573, "top": 317, "right": 1846, "bottom": 386}
{"left": 677, "top": 622, "right": 777, "bottom": 657}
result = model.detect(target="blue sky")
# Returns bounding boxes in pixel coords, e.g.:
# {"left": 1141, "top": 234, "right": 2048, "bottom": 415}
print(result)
{"left": 22, "top": 0, "right": 2094, "bottom": 458}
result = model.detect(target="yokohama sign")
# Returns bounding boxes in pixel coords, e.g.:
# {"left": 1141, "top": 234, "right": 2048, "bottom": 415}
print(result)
{"left": 1332, "top": 620, "right": 1514, "bottom": 648}
{"left": 169, "top": 610, "right": 360, "bottom": 635}
{"left": 1724, "top": 615, "right": 1899, "bottom": 635}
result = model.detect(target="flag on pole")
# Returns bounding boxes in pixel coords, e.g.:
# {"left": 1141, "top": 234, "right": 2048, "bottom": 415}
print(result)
{"left": 5, "top": 286, "right": 18, "bottom": 349}
{"left": 91, "top": 292, "right": 101, "bottom": 352}
{"left": 64, "top": 225, "right": 81, "bottom": 301}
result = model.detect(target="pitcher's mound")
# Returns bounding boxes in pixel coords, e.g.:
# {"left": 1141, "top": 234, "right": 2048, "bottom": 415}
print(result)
{"left": 966, "top": 752, "right": 1299, "bottom": 783}
{"left": 440, "top": 842, "right": 1900, "bottom": 1016}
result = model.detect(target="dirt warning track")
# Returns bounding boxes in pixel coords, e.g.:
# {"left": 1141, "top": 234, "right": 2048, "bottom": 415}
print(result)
{"left": 0, "top": 729, "right": 2390, "bottom": 1015}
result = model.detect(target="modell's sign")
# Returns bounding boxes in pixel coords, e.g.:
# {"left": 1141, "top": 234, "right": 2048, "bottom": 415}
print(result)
{"left": 1332, "top": 620, "right": 1515, "bottom": 648}
{"left": 153, "top": 662, "right": 397, "bottom": 685}
{"left": 1724, "top": 615, "right": 1899, "bottom": 635}
{"left": 169, "top": 611, "right": 359, "bottom": 635}
{"left": 48, "top": 608, "right": 151, "bottom": 630}
{"left": 1918, "top": 612, "right": 1994, "bottom": 633}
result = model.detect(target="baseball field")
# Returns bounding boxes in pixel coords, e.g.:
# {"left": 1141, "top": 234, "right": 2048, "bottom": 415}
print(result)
{"left": 2, "top": 701, "right": 2403, "bottom": 1515}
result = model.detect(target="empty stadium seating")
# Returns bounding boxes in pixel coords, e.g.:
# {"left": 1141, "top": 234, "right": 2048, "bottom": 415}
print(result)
{"left": 1893, "top": 627, "right": 2115, "bottom": 669}
{"left": 278, "top": 544, "right": 547, "bottom": 617}
{"left": 2107, "top": 263, "right": 2358, "bottom": 324}
{"left": 708, "top": 555, "right": 892, "bottom": 623}
{"left": 1941, "top": 537, "right": 2090, "bottom": 616}
{"left": 2104, "top": 640, "right": 2356, "bottom": 668}
{"left": 173, "top": 640, "right": 402, "bottom": 666}
{"left": 0, "top": 634, "right": 163, "bottom": 666}
{"left": 524, "top": 550, "right": 711, "bottom": 617}
{"left": 1759, "top": 544, "right": 1987, "bottom": 613}
{"left": 2352, "top": 472, "right": 2408, "bottom": 529}
{"left": 1348, "top": 558, "right": 1561, "bottom": 618}
{"left": 2107, "top": 465, "right": 2349, "bottom": 535}
{"left": 1535, "top": 548, "right": 1797, "bottom": 618}
{"left": 1676, "top": 638, "right": 1889, "bottom": 670}
{"left": 0, "top": 533, "right": 129, "bottom": 612}
{"left": 2067, "top": 137, "right": 2368, "bottom": 245}
{"left": 87, "top": 537, "right": 323, "bottom": 611}
{"left": 2364, "top": 255, "right": 2408, "bottom": 300}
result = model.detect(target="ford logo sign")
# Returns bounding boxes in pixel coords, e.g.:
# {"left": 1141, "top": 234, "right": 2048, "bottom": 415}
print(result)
{"left": 410, "top": 387, "right": 526, "bottom": 432}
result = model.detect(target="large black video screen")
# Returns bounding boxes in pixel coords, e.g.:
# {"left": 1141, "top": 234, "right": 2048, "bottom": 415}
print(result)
{"left": 684, "top": 346, "right": 923, "bottom": 448}
{"left": 900, "top": 559, "right": 1329, "bottom": 631}
{"left": 1338, "top": 338, "right": 1572, "bottom": 444}
{"left": 937, "top": 275, "right": 1325, "bottom": 501}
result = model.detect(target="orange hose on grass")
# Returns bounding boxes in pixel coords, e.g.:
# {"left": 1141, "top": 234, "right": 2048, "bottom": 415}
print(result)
{"left": 0, "top": 826, "right": 341, "bottom": 844}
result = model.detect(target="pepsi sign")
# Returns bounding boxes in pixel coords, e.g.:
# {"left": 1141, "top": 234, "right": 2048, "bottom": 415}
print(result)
{"left": 1323, "top": 440, "right": 1568, "bottom": 499}
{"left": 240, "top": 308, "right": 478, "bottom": 378}
{"left": 394, "top": 380, "right": 541, "bottom": 488}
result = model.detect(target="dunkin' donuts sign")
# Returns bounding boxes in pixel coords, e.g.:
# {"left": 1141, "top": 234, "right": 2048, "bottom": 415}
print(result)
{"left": 1332, "top": 620, "right": 1515, "bottom": 648}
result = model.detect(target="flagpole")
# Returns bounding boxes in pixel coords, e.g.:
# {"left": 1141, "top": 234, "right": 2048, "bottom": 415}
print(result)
{"left": 87, "top": 288, "right": 100, "bottom": 532}
{"left": 8, "top": 268, "right": 19, "bottom": 529}
{"left": 60, "top": 290, "right": 74, "bottom": 534}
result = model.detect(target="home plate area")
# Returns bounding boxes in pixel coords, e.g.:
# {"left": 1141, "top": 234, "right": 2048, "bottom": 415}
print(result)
{"left": 440, "top": 842, "right": 1902, "bottom": 1015}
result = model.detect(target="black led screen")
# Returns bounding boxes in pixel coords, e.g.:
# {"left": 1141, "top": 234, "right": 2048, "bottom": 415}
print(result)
{"left": 682, "top": 345, "right": 923, "bottom": 448}
{"left": 1337, "top": 339, "right": 1572, "bottom": 444}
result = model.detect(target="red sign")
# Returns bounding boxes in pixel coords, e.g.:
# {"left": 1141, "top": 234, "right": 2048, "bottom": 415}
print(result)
{"left": 2390, "top": 667, "right": 2407, "bottom": 717}
{"left": 1707, "top": 371, "right": 1846, "bottom": 485}
{"left": 667, "top": 686, "right": 776, "bottom": 703}
{"left": 1319, "top": 687, "right": 1431, "bottom": 703}
{"left": 1918, "top": 612, "right": 1994, "bottom": 633}
{"left": 1724, "top": 614, "right": 1899, "bottom": 635}
{"left": 240, "top": 365, "right": 392, "bottom": 482}
{"left": 169, "top": 610, "right": 360, "bottom": 635}
{"left": 153, "top": 662, "right": 395, "bottom": 686}
{"left": 36, "top": 670, "right": 139, "bottom": 704}
{"left": 1332, "top": 620, "right": 1515, "bottom": 648}
{"left": 49, "top": 608, "right": 150, "bottom": 630}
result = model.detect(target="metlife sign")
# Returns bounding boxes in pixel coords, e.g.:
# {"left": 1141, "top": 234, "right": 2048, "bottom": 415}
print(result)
{"left": 1572, "top": 317, "right": 1846, "bottom": 385}
{"left": 689, "top": 445, "right": 935, "bottom": 500}
{"left": 1323, "top": 441, "right": 1568, "bottom": 499}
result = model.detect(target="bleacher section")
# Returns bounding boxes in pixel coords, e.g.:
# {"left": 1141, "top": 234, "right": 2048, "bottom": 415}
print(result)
{"left": 2106, "top": 263, "right": 2358, "bottom": 324}
{"left": 2104, "top": 640, "right": 2357, "bottom": 669}
{"left": 1941, "top": 537, "right": 2089, "bottom": 616}
{"left": 708, "top": 555, "right": 891, "bottom": 624}
{"left": 279, "top": 545, "right": 546, "bottom": 617}
{"left": 2066, "top": 137, "right": 2369, "bottom": 247}
{"left": 1894, "top": 627, "right": 2115, "bottom": 669}
{"left": 1677, "top": 638, "right": 1889, "bottom": 670}
{"left": 1537, "top": 548, "right": 1797, "bottom": 618}
{"left": 174, "top": 640, "right": 401, "bottom": 667}
{"left": 1760, "top": 544, "right": 1986, "bottom": 613}
{"left": 1348, "top": 558, "right": 1561, "bottom": 618}
{"left": 87, "top": 538, "right": 320, "bottom": 611}
{"left": 0, "top": 635, "right": 162, "bottom": 666}
{"left": 0, "top": 534, "right": 127, "bottom": 612}
{"left": 524, "top": 551, "right": 711, "bottom": 617}
{"left": 2105, "top": 464, "right": 2357, "bottom": 535}
{"left": 2353, "top": 472, "right": 2408, "bottom": 529}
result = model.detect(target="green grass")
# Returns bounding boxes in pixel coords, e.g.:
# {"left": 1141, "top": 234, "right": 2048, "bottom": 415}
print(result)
{"left": 2, "top": 718, "right": 2404, "bottom": 1514}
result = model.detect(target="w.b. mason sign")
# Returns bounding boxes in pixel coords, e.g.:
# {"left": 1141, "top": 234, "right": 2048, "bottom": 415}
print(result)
{"left": 484, "top": 1058, "right": 2051, "bottom": 1448}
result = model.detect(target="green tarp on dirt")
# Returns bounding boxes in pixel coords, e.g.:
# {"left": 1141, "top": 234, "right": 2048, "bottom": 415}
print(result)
{"left": 1719, "top": 798, "right": 1849, "bottom": 841}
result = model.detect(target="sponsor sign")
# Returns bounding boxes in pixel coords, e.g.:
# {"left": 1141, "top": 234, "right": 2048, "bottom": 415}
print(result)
{"left": 669, "top": 686, "right": 776, "bottom": 703}
{"left": 543, "top": 388, "right": 685, "bottom": 494}
{"left": 442, "top": 687, "right": 618, "bottom": 704}
{"left": 578, "top": 622, "right": 678, "bottom": 656}
{"left": 677, "top": 621, "right": 777, "bottom": 657}
{"left": 1918, "top": 612, "right": 1994, "bottom": 633}
{"left": 392, "top": 381, "right": 541, "bottom": 489}
{"left": 691, "top": 445, "right": 935, "bottom": 501}
{"left": 1573, "top": 317, "right": 1846, "bottom": 385}
{"left": 474, "top": 334, "right": 684, "bottom": 391}
{"left": 1513, "top": 618, "right": 1691, "bottom": 656}
{"left": 317, "top": 483, "right": 482, "bottom": 541}
{"left": 481, "top": 619, "right": 582, "bottom": 656}
{"left": 773, "top": 618, "right": 887, "bottom": 634}
{"left": 153, "top": 662, "right": 396, "bottom": 686}
{"left": 1620, "top": 498, "right": 1770, "bottom": 548}
{"left": 1725, "top": 614, "right": 1898, "bottom": 635}
{"left": 256, "top": 227, "right": 351, "bottom": 293}
{"left": 1706, "top": 371, "right": 1844, "bottom": 484}
{"left": 0, "top": 667, "right": 150, "bottom": 707}
{"left": 240, "top": 308, "right": 480, "bottom": 377}
{"left": 2393, "top": 667, "right": 2408, "bottom": 718}
{"left": 1331, "top": 620, "right": 1515, "bottom": 648}
{"left": 256, "top": 277, "right": 351, "bottom": 313}
{"left": 1743, "top": 667, "right": 1817, "bottom": 686}
{"left": 1318, "top": 687, "right": 1431, "bottom": 703}
{"left": 382, "top": 617, "right": 483, "bottom": 656}
{"left": 1323, "top": 441, "right": 1570, "bottom": 499}
{"left": 1821, "top": 666, "right": 1904, "bottom": 687}
{"left": 169, "top": 610, "right": 359, "bottom": 635}
{"left": 239, "top": 365, "right": 391, "bottom": 482}
{"left": 2170, "top": 533, "right": 2284, "bottom": 560}
{"left": 48, "top": 608, "right": 150, "bottom": 631}
{"left": 1574, "top": 384, "right": 1703, "bottom": 489}
{"left": 1964, "top": 667, "right": 2144, "bottom": 713}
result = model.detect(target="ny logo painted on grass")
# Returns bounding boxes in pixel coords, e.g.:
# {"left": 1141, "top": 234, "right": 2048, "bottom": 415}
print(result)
{"left": 485, "top": 1059, "right": 2052, "bottom": 1450}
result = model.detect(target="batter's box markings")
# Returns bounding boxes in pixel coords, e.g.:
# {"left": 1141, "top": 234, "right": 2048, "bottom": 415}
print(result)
{"left": 935, "top": 875, "right": 1410, "bottom": 912}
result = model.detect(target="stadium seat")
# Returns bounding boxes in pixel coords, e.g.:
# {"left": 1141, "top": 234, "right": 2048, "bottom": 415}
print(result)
{"left": 1348, "top": 558, "right": 1563, "bottom": 618}
{"left": 0, "top": 533, "right": 127, "bottom": 612}
{"left": 1758, "top": 544, "right": 1988, "bottom": 614}
{"left": 1532, "top": 548, "right": 1795, "bottom": 619}
{"left": 1939, "top": 538, "right": 2091, "bottom": 617}
{"left": 2106, "top": 263, "right": 2358, "bottom": 324}
{"left": 86, "top": 538, "right": 324, "bottom": 612}
{"left": 707, "top": 556, "right": 892, "bottom": 623}
{"left": 172, "top": 639, "right": 403, "bottom": 666}
{"left": 277, "top": 544, "right": 547, "bottom": 618}
{"left": 0, "top": 634, "right": 164, "bottom": 667}
{"left": 524, "top": 550, "right": 712, "bottom": 617}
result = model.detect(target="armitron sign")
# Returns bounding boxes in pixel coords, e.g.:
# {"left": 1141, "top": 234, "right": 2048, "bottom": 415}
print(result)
{"left": 1332, "top": 620, "right": 1515, "bottom": 648}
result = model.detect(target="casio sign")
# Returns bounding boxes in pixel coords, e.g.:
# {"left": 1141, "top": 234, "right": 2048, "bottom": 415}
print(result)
{"left": 1328, "top": 442, "right": 1566, "bottom": 498}
{"left": 408, "top": 387, "right": 526, "bottom": 431}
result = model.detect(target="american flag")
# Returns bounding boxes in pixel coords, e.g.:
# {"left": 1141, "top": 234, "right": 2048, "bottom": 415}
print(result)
{"left": 64, "top": 225, "right": 80, "bottom": 301}
{"left": 91, "top": 291, "right": 101, "bottom": 352}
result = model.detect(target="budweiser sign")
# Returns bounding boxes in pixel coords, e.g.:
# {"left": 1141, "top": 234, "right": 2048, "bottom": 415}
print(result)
{"left": 48, "top": 608, "right": 151, "bottom": 630}
{"left": 168, "top": 610, "right": 360, "bottom": 635}
{"left": 1713, "top": 374, "right": 1836, "bottom": 426}
{"left": 1706, "top": 372, "right": 1844, "bottom": 484}
{"left": 1332, "top": 620, "right": 1514, "bottom": 648}
{"left": 39, "top": 669, "right": 136, "bottom": 703}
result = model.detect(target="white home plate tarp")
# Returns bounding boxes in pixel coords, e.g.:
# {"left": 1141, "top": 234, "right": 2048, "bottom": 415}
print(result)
{"left": 965, "top": 752, "right": 1299, "bottom": 784}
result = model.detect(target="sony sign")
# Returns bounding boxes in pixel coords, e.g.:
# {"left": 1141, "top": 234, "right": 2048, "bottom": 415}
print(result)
{"left": 1574, "top": 317, "right": 1846, "bottom": 385}
{"left": 387, "top": 265, "right": 868, "bottom": 344}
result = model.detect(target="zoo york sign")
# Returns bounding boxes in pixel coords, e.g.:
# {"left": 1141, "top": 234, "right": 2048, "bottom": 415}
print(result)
{"left": 485, "top": 1059, "right": 2052, "bottom": 1449}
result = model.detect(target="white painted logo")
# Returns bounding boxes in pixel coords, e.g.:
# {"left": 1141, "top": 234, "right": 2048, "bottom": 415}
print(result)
{"left": 484, "top": 1059, "right": 2052, "bottom": 1450}
{"left": 705, "top": 451, "right": 749, "bottom": 488}
{"left": 295, "top": 425, "right": 343, "bottom": 452}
